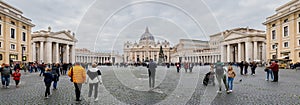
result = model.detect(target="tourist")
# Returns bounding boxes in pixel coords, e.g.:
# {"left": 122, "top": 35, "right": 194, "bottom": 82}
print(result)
{"left": 269, "top": 61, "right": 279, "bottom": 82}
{"left": 12, "top": 69, "right": 21, "bottom": 88}
{"left": 176, "top": 63, "right": 180, "bottom": 73}
{"left": 215, "top": 60, "right": 228, "bottom": 93}
{"left": 184, "top": 62, "right": 189, "bottom": 72}
{"left": 147, "top": 59, "right": 157, "bottom": 90}
{"left": 39, "top": 63, "right": 46, "bottom": 76}
{"left": 250, "top": 61, "right": 257, "bottom": 76}
{"left": 86, "top": 63, "right": 102, "bottom": 102}
{"left": 62, "top": 63, "right": 68, "bottom": 75}
{"left": 43, "top": 67, "right": 53, "bottom": 99}
{"left": 239, "top": 61, "right": 244, "bottom": 75}
{"left": 1, "top": 64, "right": 12, "bottom": 88}
{"left": 189, "top": 63, "right": 194, "bottom": 72}
{"left": 244, "top": 61, "right": 249, "bottom": 75}
{"left": 51, "top": 63, "right": 60, "bottom": 90}
{"left": 265, "top": 62, "right": 273, "bottom": 81}
{"left": 68, "top": 62, "right": 86, "bottom": 102}
{"left": 227, "top": 65, "right": 236, "bottom": 93}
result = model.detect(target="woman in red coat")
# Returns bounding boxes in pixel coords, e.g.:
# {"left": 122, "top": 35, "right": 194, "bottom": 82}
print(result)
{"left": 12, "top": 69, "right": 21, "bottom": 88}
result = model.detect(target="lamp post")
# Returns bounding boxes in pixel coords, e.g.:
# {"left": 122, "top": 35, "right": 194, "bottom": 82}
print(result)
{"left": 275, "top": 43, "right": 278, "bottom": 59}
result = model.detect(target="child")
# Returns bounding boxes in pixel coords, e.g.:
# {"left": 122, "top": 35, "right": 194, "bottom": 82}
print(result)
{"left": 43, "top": 68, "right": 53, "bottom": 99}
{"left": 227, "top": 65, "right": 236, "bottom": 93}
{"left": 12, "top": 69, "right": 21, "bottom": 88}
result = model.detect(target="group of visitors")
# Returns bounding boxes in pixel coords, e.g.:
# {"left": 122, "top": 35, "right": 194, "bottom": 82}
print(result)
{"left": 265, "top": 61, "right": 279, "bottom": 82}
{"left": 0, "top": 63, "right": 22, "bottom": 89}
{"left": 239, "top": 61, "right": 257, "bottom": 76}
{"left": 212, "top": 61, "right": 236, "bottom": 94}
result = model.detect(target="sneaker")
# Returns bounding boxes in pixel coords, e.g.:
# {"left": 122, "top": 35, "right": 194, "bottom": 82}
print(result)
{"left": 6, "top": 86, "right": 9, "bottom": 89}
{"left": 217, "top": 91, "right": 222, "bottom": 94}
{"left": 94, "top": 98, "right": 98, "bottom": 101}
{"left": 229, "top": 90, "right": 233, "bottom": 92}
{"left": 45, "top": 96, "right": 49, "bottom": 99}
{"left": 265, "top": 79, "right": 269, "bottom": 81}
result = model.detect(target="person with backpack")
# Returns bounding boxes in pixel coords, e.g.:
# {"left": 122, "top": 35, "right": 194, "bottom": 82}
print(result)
{"left": 86, "top": 63, "right": 102, "bottom": 102}
{"left": 227, "top": 65, "right": 236, "bottom": 93}
{"left": 43, "top": 67, "right": 53, "bottom": 99}
{"left": 215, "top": 60, "right": 228, "bottom": 94}
{"left": 1, "top": 64, "right": 12, "bottom": 88}
{"left": 51, "top": 63, "right": 60, "bottom": 90}
{"left": 12, "top": 69, "right": 21, "bottom": 88}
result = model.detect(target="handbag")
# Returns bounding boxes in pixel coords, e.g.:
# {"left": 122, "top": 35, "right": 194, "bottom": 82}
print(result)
{"left": 70, "top": 67, "right": 73, "bottom": 82}
{"left": 264, "top": 68, "right": 268, "bottom": 72}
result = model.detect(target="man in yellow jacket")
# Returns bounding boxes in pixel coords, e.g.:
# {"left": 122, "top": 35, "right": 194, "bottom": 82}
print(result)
{"left": 68, "top": 62, "right": 86, "bottom": 102}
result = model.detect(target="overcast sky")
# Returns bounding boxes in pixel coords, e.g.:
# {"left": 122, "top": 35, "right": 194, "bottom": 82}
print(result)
{"left": 4, "top": 0, "right": 288, "bottom": 53}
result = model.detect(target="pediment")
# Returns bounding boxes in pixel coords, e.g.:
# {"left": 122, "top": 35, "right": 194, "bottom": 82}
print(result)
{"left": 223, "top": 32, "right": 245, "bottom": 41}
{"left": 51, "top": 32, "right": 75, "bottom": 41}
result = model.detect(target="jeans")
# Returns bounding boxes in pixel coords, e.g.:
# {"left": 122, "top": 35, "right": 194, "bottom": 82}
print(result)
{"left": 88, "top": 83, "right": 98, "bottom": 98}
{"left": 74, "top": 83, "right": 82, "bottom": 100}
{"left": 266, "top": 69, "right": 273, "bottom": 80}
{"left": 216, "top": 74, "right": 228, "bottom": 91}
{"left": 228, "top": 77, "right": 234, "bottom": 90}
{"left": 40, "top": 70, "right": 45, "bottom": 76}
{"left": 15, "top": 80, "right": 20, "bottom": 86}
{"left": 53, "top": 81, "right": 57, "bottom": 89}
{"left": 273, "top": 71, "right": 279, "bottom": 82}
{"left": 1, "top": 75, "right": 10, "bottom": 86}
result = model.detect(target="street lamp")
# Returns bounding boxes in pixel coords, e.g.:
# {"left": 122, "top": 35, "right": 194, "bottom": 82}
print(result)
{"left": 275, "top": 43, "right": 278, "bottom": 59}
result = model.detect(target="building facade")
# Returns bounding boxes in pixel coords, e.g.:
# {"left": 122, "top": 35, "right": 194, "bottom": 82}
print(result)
{"left": 75, "top": 48, "right": 122, "bottom": 64}
{"left": 31, "top": 27, "right": 77, "bottom": 64}
{"left": 220, "top": 28, "right": 266, "bottom": 63}
{"left": 123, "top": 27, "right": 172, "bottom": 63}
{"left": 170, "top": 39, "right": 221, "bottom": 64}
{"left": 0, "top": 1, "right": 35, "bottom": 64}
{"left": 263, "top": 0, "right": 300, "bottom": 63}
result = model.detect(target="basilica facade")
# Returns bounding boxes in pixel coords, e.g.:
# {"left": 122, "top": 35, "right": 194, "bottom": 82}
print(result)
{"left": 123, "top": 27, "right": 172, "bottom": 63}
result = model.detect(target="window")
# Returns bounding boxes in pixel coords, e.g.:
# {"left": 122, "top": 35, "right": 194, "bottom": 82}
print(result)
{"left": 283, "top": 26, "right": 288, "bottom": 37}
{"left": 272, "top": 30, "right": 276, "bottom": 39}
{"left": 22, "top": 46, "right": 26, "bottom": 51}
{"left": 284, "top": 42, "right": 289, "bottom": 48}
{"left": 0, "top": 42, "right": 1, "bottom": 48}
{"left": 299, "top": 39, "right": 300, "bottom": 46}
{"left": 298, "top": 22, "right": 300, "bottom": 33}
{"left": 11, "top": 21, "right": 15, "bottom": 25}
{"left": 299, "top": 14, "right": 300, "bottom": 18}
{"left": 0, "top": 24, "right": 2, "bottom": 35}
{"left": 299, "top": 52, "right": 300, "bottom": 58}
{"left": 10, "top": 44, "right": 16, "bottom": 50}
{"left": 272, "top": 24, "right": 276, "bottom": 27}
{"left": 284, "top": 19, "right": 288, "bottom": 23}
{"left": 22, "top": 26, "right": 26, "bottom": 29}
{"left": 272, "top": 44, "right": 276, "bottom": 50}
{"left": 10, "top": 28, "right": 15, "bottom": 39}
{"left": 22, "top": 32, "right": 26, "bottom": 41}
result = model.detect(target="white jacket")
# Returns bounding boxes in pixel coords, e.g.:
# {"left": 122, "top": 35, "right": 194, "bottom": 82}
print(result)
{"left": 86, "top": 68, "right": 102, "bottom": 84}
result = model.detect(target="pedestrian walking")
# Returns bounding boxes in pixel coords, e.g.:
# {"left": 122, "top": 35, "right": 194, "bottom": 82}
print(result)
{"left": 215, "top": 60, "right": 228, "bottom": 93}
{"left": 184, "top": 62, "right": 189, "bottom": 72}
{"left": 12, "top": 69, "right": 21, "bottom": 88}
{"left": 250, "top": 61, "right": 257, "bottom": 76}
{"left": 43, "top": 68, "right": 53, "bottom": 99}
{"left": 39, "top": 63, "right": 46, "bottom": 76}
{"left": 239, "top": 61, "right": 244, "bottom": 75}
{"left": 244, "top": 61, "right": 249, "bottom": 75}
{"left": 227, "top": 65, "right": 236, "bottom": 93}
{"left": 86, "top": 63, "right": 102, "bottom": 102}
{"left": 269, "top": 61, "right": 279, "bottom": 82}
{"left": 51, "top": 63, "right": 60, "bottom": 90}
{"left": 189, "top": 63, "right": 194, "bottom": 72}
{"left": 147, "top": 59, "right": 157, "bottom": 90}
{"left": 265, "top": 62, "right": 273, "bottom": 81}
{"left": 68, "top": 62, "right": 86, "bottom": 102}
{"left": 176, "top": 63, "right": 180, "bottom": 73}
{"left": 1, "top": 64, "right": 12, "bottom": 88}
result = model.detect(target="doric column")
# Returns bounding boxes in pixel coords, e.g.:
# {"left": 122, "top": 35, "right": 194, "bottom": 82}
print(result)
{"left": 46, "top": 41, "right": 52, "bottom": 64}
{"left": 71, "top": 45, "right": 75, "bottom": 64}
{"left": 55, "top": 43, "right": 59, "bottom": 63}
{"left": 66, "top": 45, "right": 70, "bottom": 63}
{"left": 40, "top": 41, "right": 44, "bottom": 63}
{"left": 227, "top": 44, "right": 231, "bottom": 62}
{"left": 238, "top": 43, "right": 242, "bottom": 62}
{"left": 221, "top": 45, "right": 225, "bottom": 62}
{"left": 262, "top": 43, "right": 266, "bottom": 62}
{"left": 253, "top": 41, "right": 258, "bottom": 60}
{"left": 32, "top": 42, "right": 36, "bottom": 62}
{"left": 245, "top": 41, "right": 251, "bottom": 62}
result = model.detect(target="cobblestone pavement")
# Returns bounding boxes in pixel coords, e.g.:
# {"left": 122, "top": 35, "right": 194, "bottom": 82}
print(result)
{"left": 0, "top": 66, "right": 299, "bottom": 105}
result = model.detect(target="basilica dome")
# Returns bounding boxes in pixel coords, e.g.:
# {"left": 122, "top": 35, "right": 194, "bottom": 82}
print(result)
{"left": 139, "top": 27, "right": 155, "bottom": 42}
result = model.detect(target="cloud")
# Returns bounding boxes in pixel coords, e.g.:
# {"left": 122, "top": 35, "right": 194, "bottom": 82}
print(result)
{"left": 3, "top": 0, "right": 289, "bottom": 53}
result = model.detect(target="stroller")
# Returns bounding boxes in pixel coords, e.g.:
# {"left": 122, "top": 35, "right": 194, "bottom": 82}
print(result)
{"left": 203, "top": 71, "right": 215, "bottom": 86}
